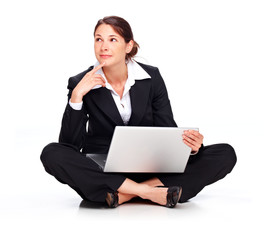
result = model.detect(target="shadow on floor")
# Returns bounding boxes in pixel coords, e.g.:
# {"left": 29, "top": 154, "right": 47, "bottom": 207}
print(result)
{"left": 79, "top": 197, "right": 156, "bottom": 209}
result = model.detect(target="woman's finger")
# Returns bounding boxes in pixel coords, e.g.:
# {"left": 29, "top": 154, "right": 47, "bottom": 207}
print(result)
{"left": 184, "top": 130, "right": 203, "bottom": 144}
{"left": 93, "top": 74, "right": 105, "bottom": 79}
{"left": 183, "top": 138, "right": 199, "bottom": 152}
{"left": 91, "top": 62, "right": 105, "bottom": 74}
{"left": 93, "top": 76, "right": 106, "bottom": 85}
{"left": 94, "top": 79, "right": 106, "bottom": 87}
{"left": 183, "top": 131, "right": 199, "bottom": 142}
{"left": 183, "top": 135, "right": 200, "bottom": 148}
{"left": 189, "top": 130, "right": 204, "bottom": 141}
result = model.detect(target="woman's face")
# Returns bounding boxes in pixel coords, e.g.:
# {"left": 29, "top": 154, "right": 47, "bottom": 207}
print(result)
{"left": 94, "top": 24, "right": 133, "bottom": 67}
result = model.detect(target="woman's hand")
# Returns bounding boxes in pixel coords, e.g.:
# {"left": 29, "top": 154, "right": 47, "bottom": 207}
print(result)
{"left": 182, "top": 130, "right": 204, "bottom": 153}
{"left": 71, "top": 62, "right": 106, "bottom": 103}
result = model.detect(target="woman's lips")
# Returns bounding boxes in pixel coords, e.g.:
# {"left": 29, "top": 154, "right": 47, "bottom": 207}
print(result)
{"left": 100, "top": 55, "right": 112, "bottom": 59}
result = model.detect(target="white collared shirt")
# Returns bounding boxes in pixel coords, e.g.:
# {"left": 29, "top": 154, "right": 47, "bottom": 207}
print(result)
{"left": 69, "top": 60, "right": 151, "bottom": 125}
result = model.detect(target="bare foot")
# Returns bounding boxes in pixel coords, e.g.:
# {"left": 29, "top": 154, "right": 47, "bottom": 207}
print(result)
{"left": 141, "top": 177, "right": 164, "bottom": 187}
{"left": 140, "top": 186, "right": 168, "bottom": 206}
{"left": 118, "top": 192, "right": 137, "bottom": 205}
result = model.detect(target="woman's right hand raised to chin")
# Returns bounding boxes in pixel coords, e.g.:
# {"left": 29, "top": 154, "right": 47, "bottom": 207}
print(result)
{"left": 71, "top": 62, "right": 106, "bottom": 103}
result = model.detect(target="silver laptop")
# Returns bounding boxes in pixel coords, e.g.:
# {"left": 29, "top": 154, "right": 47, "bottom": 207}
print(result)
{"left": 86, "top": 126, "right": 198, "bottom": 173}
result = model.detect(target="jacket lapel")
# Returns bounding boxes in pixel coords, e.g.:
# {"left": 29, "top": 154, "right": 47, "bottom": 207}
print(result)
{"left": 128, "top": 80, "right": 151, "bottom": 126}
{"left": 88, "top": 87, "right": 125, "bottom": 126}
{"left": 86, "top": 77, "right": 151, "bottom": 126}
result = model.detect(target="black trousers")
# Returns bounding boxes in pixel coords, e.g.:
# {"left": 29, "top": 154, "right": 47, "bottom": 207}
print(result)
{"left": 40, "top": 143, "right": 236, "bottom": 203}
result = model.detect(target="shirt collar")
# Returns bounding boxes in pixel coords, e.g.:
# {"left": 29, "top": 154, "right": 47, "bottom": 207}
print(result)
{"left": 92, "top": 60, "right": 151, "bottom": 90}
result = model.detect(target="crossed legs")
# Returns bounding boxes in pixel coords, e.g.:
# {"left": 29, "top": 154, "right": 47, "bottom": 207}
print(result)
{"left": 115, "top": 144, "right": 237, "bottom": 205}
{"left": 117, "top": 177, "right": 166, "bottom": 205}
{"left": 41, "top": 142, "right": 236, "bottom": 206}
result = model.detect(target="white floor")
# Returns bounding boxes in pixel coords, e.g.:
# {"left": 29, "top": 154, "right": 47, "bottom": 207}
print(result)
{"left": 1, "top": 126, "right": 273, "bottom": 240}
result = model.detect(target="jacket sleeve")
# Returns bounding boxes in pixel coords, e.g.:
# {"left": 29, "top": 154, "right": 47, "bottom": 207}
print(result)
{"left": 152, "top": 68, "right": 177, "bottom": 127}
{"left": 58, "top": 76, "right": 88, "bottom": 150}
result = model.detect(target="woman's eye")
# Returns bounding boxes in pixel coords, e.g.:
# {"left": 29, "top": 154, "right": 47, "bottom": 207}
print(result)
{"left": 110, "top": 38, "right": 117, "bottom": 42}
{"left": 95, "top": 38, "right": 102, "bottom": 42}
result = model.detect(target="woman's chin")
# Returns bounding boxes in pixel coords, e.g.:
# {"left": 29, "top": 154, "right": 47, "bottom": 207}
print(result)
{"left": 99, "top": 60, "right": 109, "bottom": 66}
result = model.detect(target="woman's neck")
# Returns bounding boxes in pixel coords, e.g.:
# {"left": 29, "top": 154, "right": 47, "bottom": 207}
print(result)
{"left": 103, "top": 62, "right": 128, "bottom": 86}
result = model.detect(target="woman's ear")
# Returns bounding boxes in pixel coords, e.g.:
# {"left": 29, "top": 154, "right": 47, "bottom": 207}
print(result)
{"left": 126, "top": 40, "right": 134, "bottom": 53}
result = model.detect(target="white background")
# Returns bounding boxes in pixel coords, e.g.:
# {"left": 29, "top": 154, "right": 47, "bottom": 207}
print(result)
{"left": 1, "top": 0, "right": 273, "bottom": 239}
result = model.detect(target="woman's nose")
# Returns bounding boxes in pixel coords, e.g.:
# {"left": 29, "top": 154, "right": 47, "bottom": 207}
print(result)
{"left": 101, "top": 41, "right": 109, "bottom": 51}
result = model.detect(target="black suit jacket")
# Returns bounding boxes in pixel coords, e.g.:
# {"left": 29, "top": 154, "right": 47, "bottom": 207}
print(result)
{"left": 59, "top": 62, "right": 177, "bottom": 153}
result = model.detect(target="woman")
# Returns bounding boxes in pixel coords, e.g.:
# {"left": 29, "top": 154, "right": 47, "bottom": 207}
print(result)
{"left": 41, "top": 16, "right": 237, "bottom": 208}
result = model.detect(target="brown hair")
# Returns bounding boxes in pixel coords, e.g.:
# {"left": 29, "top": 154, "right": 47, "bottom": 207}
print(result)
{"left": 94, "top": 16, "right": 139, "bottom": 61}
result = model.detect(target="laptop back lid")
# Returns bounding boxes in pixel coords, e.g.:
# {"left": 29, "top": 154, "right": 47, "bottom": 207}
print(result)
{"left": 104, "top": 126, "right": 197, "bottom": 172}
